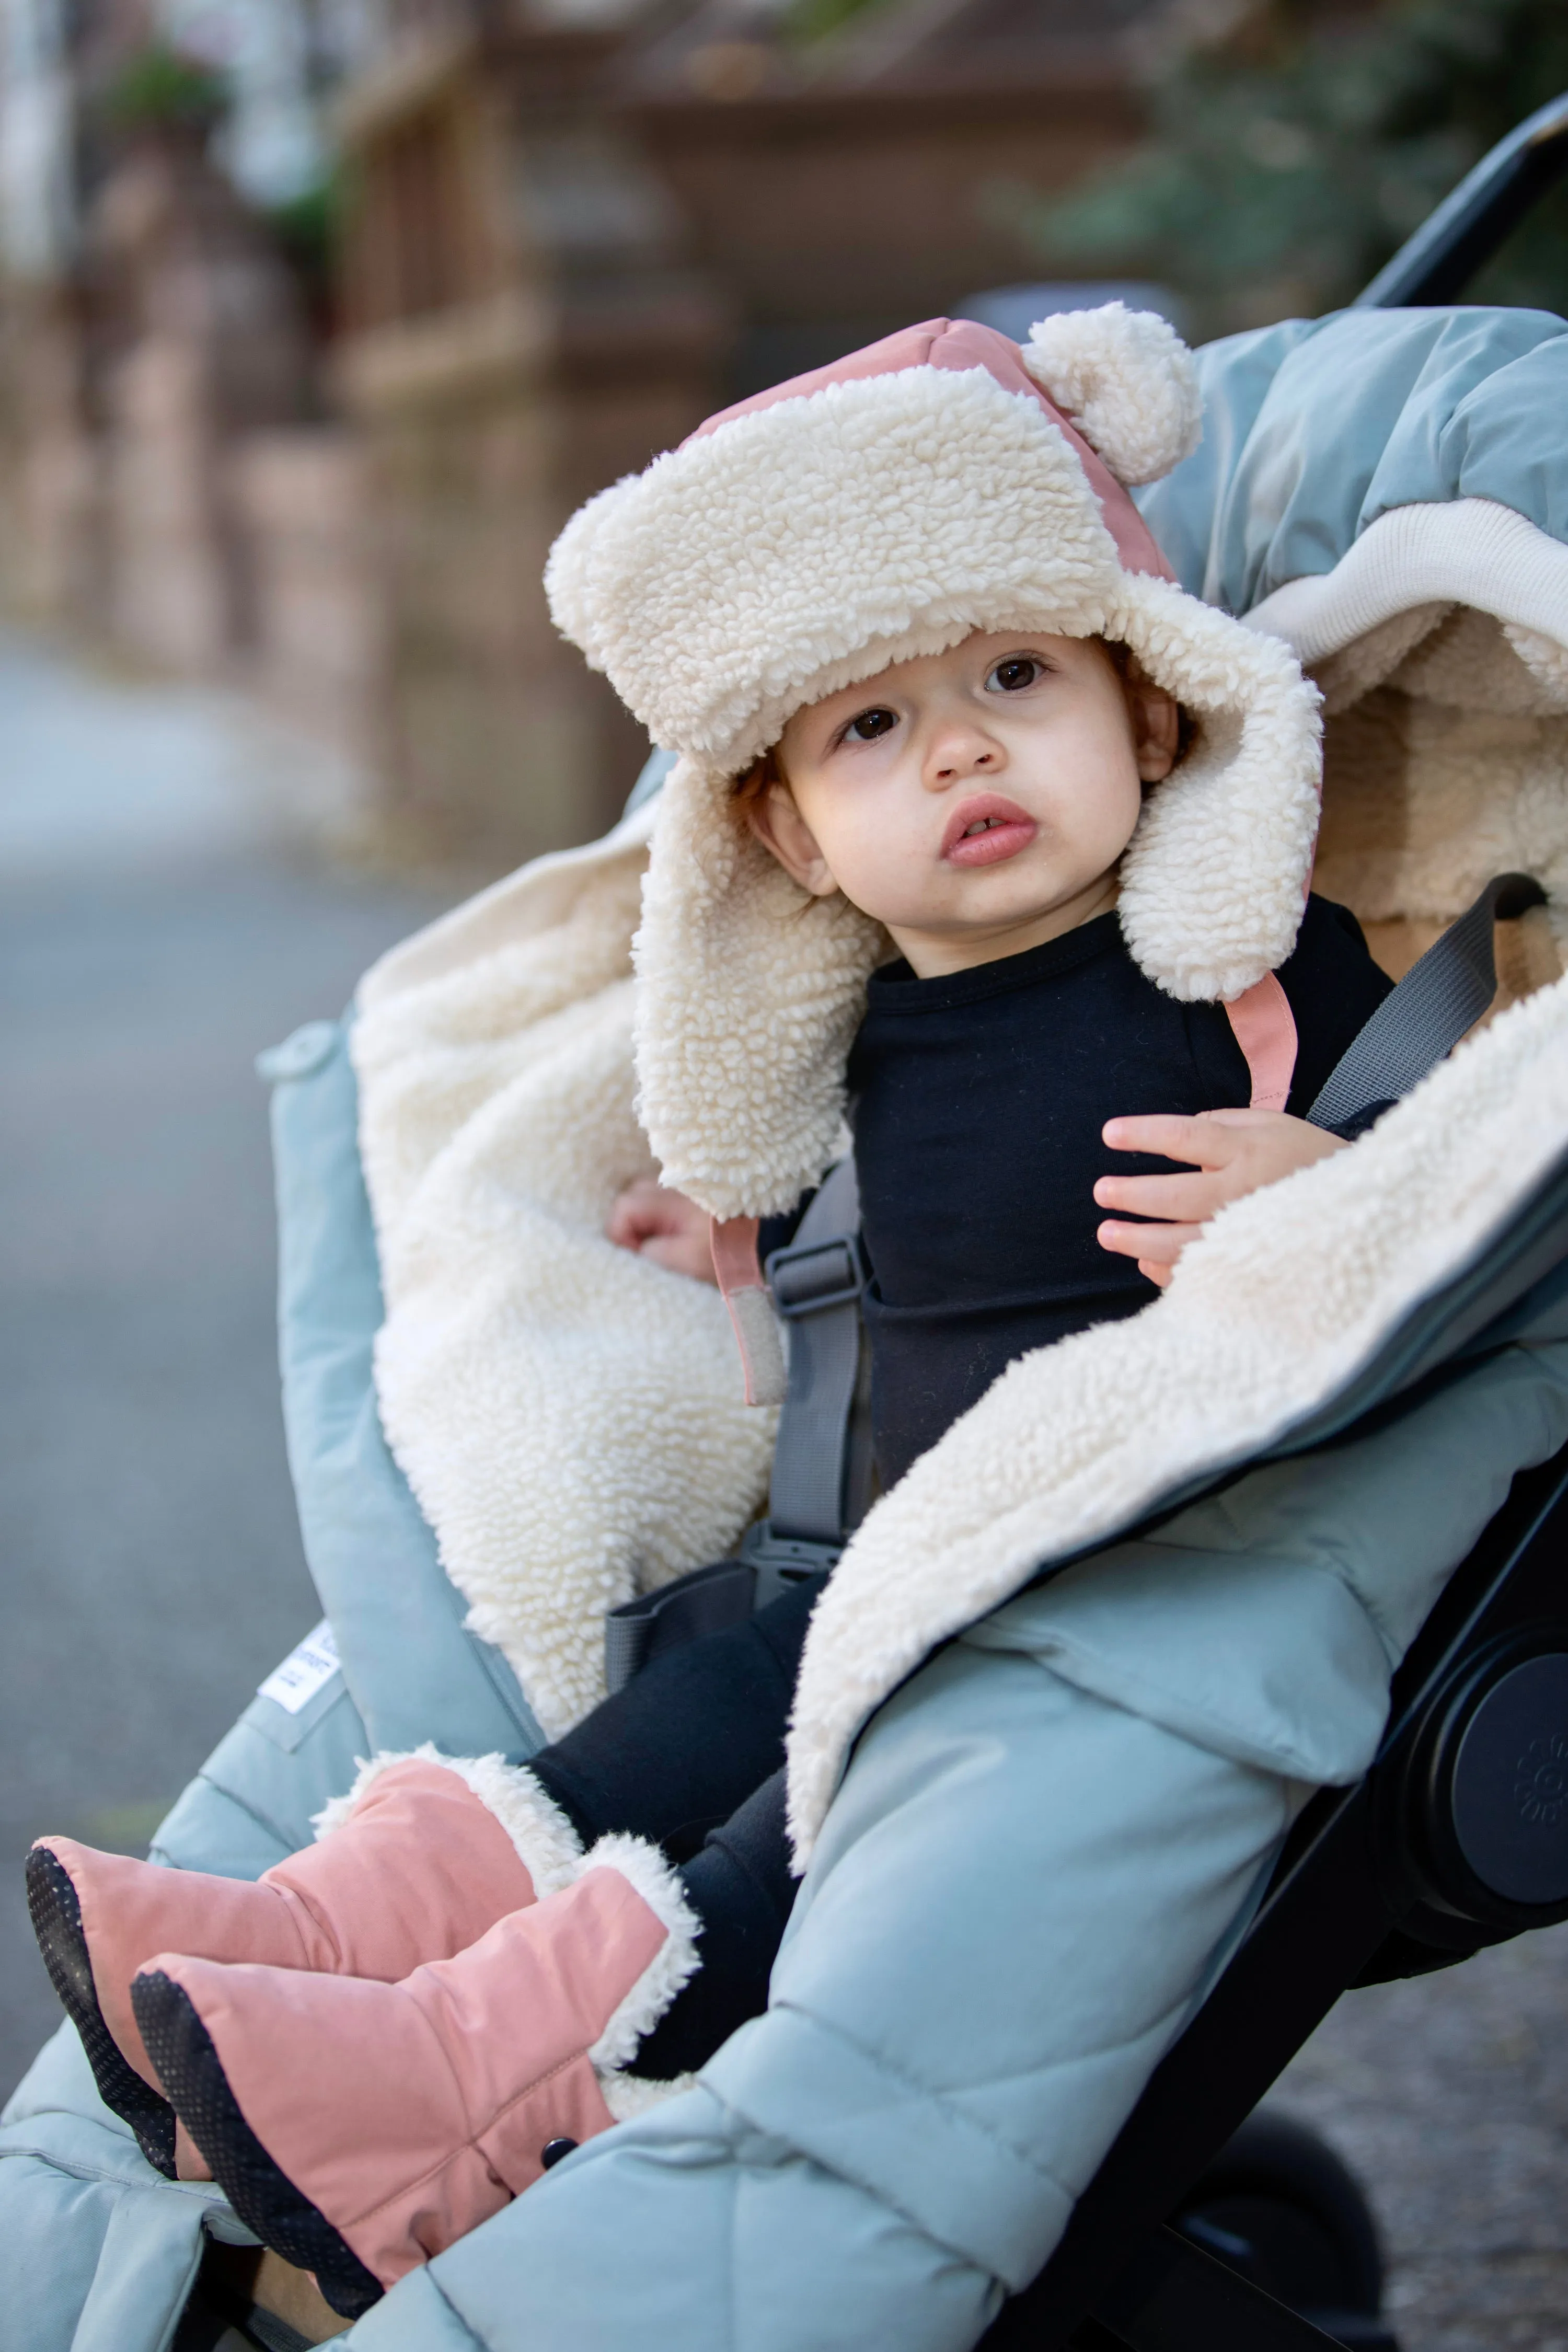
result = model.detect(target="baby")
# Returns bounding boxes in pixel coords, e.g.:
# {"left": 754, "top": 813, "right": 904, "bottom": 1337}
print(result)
{"left": 612, "top": 624, "right": 1381, "bottom": 1483}
{"left": 28, "top": 313, "right": 1392, "bottom": 2318}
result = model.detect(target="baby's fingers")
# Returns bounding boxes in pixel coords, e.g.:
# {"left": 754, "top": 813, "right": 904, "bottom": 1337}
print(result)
{"left": 1102, "top": 1113, "right": 1231, "bottom": 1169}
{"left": 1097, "top": 1218, "right": 1201, "bottom": 1270}
{"left": 606, "top": 1198, "right": 653, "bottom": 1250}
{"left": 607, "top": 1177, "right": 685, "bottom": 1252}
{"left": 1093, "top": 1171, "right": 1224, "bottom": 1221}
{"left": 640, "top": 1231, "right": 720, "bottom": 1284}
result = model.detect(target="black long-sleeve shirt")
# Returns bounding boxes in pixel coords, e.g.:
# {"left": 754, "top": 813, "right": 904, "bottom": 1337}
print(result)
{"left": 834, "top": 896, "right": 1392, "bottom": 1485}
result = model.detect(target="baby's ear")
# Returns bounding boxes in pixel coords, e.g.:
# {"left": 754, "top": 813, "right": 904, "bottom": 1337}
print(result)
{"left": 744, "top": 781, "right": 838, "bottom": 897}
{"left": 1128, "top": 675, "right": 1181, "bottom": 782}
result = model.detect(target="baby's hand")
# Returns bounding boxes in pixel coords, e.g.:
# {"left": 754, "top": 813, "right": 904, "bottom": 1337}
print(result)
{"left": 1094, "top": 1109, "right": 1346, "bottom": 1288}
{"left": 607, "top": 1178, "right": 719, "bottom": 1285}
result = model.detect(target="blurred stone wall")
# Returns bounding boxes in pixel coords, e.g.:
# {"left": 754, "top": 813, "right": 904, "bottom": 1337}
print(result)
{"left": 229, "top": 428, "right": 376, "bottom": 756}
{"left": 0, "top": 0, "right": 379, "bottom": 798}
{"left": 330, "top": 15, "right": 727, "bottom": 865}
{"left": 618, "top": 0, "right": 1153, "bottom": 394}
{"left": 0, "top": 100, "right": 363, "bottom": 687}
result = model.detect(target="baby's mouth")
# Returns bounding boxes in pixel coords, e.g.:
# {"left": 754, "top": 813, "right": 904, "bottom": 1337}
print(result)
{"left": 942, "top": 794, "right": 1038, "bottom": 868}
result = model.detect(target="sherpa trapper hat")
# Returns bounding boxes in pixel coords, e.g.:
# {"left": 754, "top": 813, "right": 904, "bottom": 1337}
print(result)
{"left": 546, "top": 307, "right": 1323, "bottom": 1225}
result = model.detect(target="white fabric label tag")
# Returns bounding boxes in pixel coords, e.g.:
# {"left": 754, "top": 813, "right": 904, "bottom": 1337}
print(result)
{"left": 257, "top": 1620, "right": 341, "bottom": 1716}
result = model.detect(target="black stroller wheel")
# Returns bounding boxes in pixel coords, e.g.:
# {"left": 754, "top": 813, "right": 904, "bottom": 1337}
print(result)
{"left": 1174, "top": 2110, "right": 1396, "bottom": 2351}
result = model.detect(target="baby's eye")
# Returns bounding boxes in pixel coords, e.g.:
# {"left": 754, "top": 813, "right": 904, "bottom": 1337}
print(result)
{"left": 843, "top": 706, "right": 898, "bottom": 743}
{"left": 986, "top": 657, "right": 1044, "bottom": 694}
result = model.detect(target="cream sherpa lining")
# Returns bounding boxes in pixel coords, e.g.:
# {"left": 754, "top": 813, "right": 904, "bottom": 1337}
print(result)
{"left": 1260, "top": 512, "right": 1568, "bottom": 956}
{"left": 633, "top": 571, "right": 1321, "bottom": 1220}
{"left": 1108, "top": 577, "right": 1322, "bottom": 1002}
{"left": 1394, "top": 603, "right": 1568, "bottom": 717}
{"left": 1244, "top": 499, "right": 1568, "bottom": 694}
{"left": 311, "top": 1746, "right": 582, "bottom": 1897}
{"left": 580, "top": 1834, "right": 702, "bottom": 2076}
{"left": 631, "top": 760, "right": 887, "bottom": 1223}
{"left": 353, "top": 802, "right": 778, "bottom": 1740}
{"left": 1313, "top": 687, "right": 1568, "bottom": 958}
{"left": 599, "top": 2069, "right": 699, "bottom": 2123}
{"left": 784, "top": 967, "right": 1568, "bottom": 1863}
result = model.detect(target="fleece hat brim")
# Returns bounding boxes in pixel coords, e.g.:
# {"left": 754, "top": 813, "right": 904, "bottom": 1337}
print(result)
{"left": 547, "top": 309, "right": 1323, "bottom": 1220}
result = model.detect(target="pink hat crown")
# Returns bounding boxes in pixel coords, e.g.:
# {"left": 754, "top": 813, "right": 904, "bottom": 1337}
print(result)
{"left": 687, "top": 312, "right": 1189, "bottom": 581}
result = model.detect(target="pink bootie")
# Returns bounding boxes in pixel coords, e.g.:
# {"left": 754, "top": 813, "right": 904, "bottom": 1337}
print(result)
{"left": 130, "top": 1837, "right": 698, "bottom": 2320}
{"left": 27, "top": 1750, "right": 580, "bottom": 2178}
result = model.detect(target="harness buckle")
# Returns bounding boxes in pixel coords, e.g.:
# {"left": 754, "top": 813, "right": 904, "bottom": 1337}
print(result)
{"left": 764, "top": 1232, "right": 866, "bottom": 1318}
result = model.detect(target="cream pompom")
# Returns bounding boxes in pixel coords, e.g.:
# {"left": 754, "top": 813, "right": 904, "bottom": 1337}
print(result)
{"left": 1022, "top": 302, "right": 1202, "bottom": 488}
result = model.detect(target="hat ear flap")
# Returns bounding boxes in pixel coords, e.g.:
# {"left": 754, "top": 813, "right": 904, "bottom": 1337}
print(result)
{"left": 1021, "top": 303, "right": 1202, "bottom": 489}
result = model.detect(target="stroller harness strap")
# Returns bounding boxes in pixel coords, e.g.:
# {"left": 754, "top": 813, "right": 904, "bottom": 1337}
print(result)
{"left": 1309, "top": 873, "right": 1547, "bottom": 1132}
{"left": 1222, "top": 972, "right": 1298, "bottom": 1111}
{"left": 763, "top": 1156, "right": 868, "bottom": 1551}
{"left": 607, "top": 1165, "right": 868, "bottom": 1691}
{"left": 710, "top": 1213, "right": 787, "bottom": 1408}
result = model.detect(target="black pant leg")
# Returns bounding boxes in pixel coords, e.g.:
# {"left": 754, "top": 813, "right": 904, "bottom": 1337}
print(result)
{"left": 523, "top": 1580, "right": 817, "bottom": 1858}
{"left": 629, "top": 1768, "right": 794, "bottom": 2079}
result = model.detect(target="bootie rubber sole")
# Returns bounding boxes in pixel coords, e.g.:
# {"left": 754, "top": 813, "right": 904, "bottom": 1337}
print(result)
{"left": 132, "top": 1968, "right": 384, "bottom": 2322}
{"left": 26, "top": 1846, "right": 177, "bottom": 2179}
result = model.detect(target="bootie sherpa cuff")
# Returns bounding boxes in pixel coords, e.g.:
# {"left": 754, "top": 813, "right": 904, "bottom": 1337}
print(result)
{"left": 312, "top": 1745, "right": 583, "bottom": 1899}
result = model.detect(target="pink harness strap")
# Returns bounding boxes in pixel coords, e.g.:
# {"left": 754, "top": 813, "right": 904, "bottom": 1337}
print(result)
{"left": 1224, "top": 973, "right": 1297, "bottom": 1111}
{"left": 709, "top": 1216, "right": 787, "bottom": 1408}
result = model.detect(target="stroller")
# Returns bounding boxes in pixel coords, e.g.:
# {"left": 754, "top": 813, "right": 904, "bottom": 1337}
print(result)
{"left": 4, "top": 96, "right": 1568, "bottom": 2352}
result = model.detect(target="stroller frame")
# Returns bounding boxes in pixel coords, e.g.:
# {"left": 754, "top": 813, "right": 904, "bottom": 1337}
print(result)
{"left": 977, "top": 90, "right": 1568, "bottom": 2352}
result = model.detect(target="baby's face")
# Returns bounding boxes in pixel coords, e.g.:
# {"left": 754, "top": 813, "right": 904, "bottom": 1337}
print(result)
{"left": 750, "top": 631, "right": 1178, "bottom": 977}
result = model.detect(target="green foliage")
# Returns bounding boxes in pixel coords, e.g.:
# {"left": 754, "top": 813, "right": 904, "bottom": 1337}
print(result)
{"left": 102, "top": 40, "right": 229, "bottom": 135}
{"left": 779, "top": 0, "right": 903, "bottom": 52}
{"left": 996, "top": 0, "right": 1568, "bottom": 332}
{"left": 262, "top": 175, "right": 343, "bottom": 332}
{"left": 264, "top": 177, "right": 340, "bottom": 279}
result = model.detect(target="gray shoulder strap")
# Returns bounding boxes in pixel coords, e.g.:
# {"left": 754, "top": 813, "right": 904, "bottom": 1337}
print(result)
{"left": 756, "top": 1157, "right": 869, "bottom": 1561}
{"left": 610, "top": 1160, "right": 872, "bottom": 1668}
{"left": 1308, "top": 873, "right": 1546, "bottom": 1133}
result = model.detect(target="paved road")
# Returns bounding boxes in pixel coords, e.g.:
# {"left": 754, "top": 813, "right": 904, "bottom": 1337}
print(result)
{"left": 0, "top": 632, "right": 449, "bottom": 2095}
{"left": 1279, "top": 1922, "right": 1568, "bottom": 2351}
{"left": 1, "top": 632, "right": 1564, "bottom": 2346}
